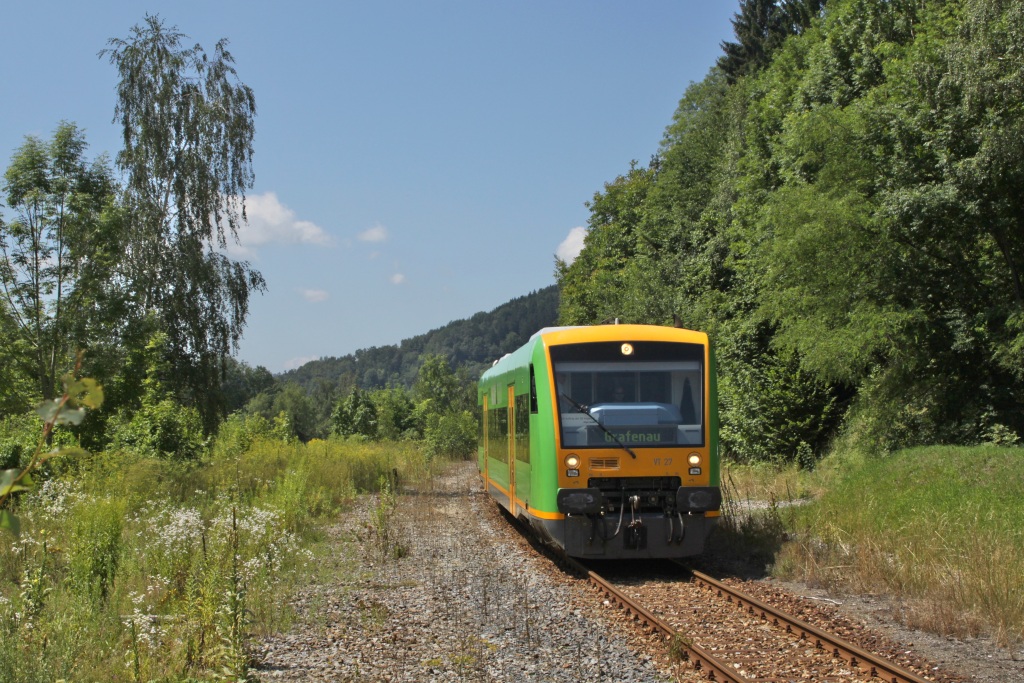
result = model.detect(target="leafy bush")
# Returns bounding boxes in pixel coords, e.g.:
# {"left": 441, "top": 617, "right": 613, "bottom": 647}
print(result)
{"left": 719, "top": 352, "right": 841, "bottom": 465}
{"left": 370, "top": 388, "right": 418, "bottom": 440}
{"left": 209, "top": 411, "right": 277, "bottom": 461}
{"left": 424, "top": 410, "right": 477, "bottom": 460}
{"left": 330, "top": 388, "right": 378, "bottom": 439}
{"left": 0, "top": 414, "right": 39, "bottom": 470}
{"left": 106, "top": 398, "right": 207, "bottom": 461}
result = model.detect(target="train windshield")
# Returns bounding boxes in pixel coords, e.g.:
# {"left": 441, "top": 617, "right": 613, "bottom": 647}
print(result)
{"left": 550, "top": 341, "right": 704, "bottom": 448}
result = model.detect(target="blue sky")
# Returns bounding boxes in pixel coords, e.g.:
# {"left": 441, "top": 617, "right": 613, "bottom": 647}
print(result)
{"left": 2, "top": 1, "right": 738, "bottom": 373}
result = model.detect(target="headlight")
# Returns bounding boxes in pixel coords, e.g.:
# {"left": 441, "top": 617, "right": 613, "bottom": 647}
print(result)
{"left": 564, "top": 454, "right": 580, "bottom": 469}
{"left": 688, "top": 453, "right": 701, "bottom": 466}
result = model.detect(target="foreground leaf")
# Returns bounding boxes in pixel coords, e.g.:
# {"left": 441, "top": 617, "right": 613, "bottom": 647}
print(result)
{"left": 65, "top": 375, "right": 104, "bottom": 409}
{"left": 0, "top": 469, "right": 33, "bottom": 497}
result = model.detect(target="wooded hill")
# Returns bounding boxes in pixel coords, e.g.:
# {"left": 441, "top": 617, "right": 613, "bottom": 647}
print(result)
{"left": 279, "top": 285, "right": 560, "bottom": 393}
{"left": 557, "top": 0, "right": 1024, "bottom": 463}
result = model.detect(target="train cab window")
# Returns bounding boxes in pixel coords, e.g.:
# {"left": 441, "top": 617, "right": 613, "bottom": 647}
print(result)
{"left": 550, "top": 341, "right": 705, "bottom": 448}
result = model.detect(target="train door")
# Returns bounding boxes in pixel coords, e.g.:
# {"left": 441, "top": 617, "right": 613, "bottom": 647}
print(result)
{"left": 482, "top": 393, "right": 489, "bottom": 484}
{"left": 507, "top": 384, "right": 516, "bottom": 517}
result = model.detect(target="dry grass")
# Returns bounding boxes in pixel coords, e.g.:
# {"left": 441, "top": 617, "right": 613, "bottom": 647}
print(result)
{"left": 704, "top": 461, "right": 803, "bottom": 572}
{"left": 721, "top": 459, "right": 813, "bottom": 503}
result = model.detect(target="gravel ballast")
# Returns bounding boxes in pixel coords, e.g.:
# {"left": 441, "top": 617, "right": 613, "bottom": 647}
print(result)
{"left": 253, "top": 461, "right": 687, "bottom": 682}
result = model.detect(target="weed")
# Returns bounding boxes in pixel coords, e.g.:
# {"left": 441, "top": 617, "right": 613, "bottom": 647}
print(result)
{"left": 215, "top": 507, "right": 252, "bottom": 682}
{"left": 366, "top": 477, "right": 408, "bottom": 562}
{"left": 68, "top": 496, "right": 125, "bottom": 602}
{"left": 668, "top": 632, "right": 693, "bottom": 662}
{"left": 706, "top": 468, "right": 791, "bottom": 572}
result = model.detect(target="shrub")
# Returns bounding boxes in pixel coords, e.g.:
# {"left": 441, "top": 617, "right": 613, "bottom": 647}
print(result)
{"left": 0, "top": 413, "right": 39, "bottom": 470}
{"left": 209, "top": 411, "right": 276, "bottom": 461}
{"left": 719, "top": 352, "right": 841, "bottom": 465}
{"left": 424, "top": 411, "right": 477, "bottom": 460}
{"left": 107, "top": 398, "right": 207, "bottom": 461}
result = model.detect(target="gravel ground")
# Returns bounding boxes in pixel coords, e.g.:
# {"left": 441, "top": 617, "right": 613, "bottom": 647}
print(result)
{"left": 253, "top": 461, "right": 693, "bottom": 682}
{"left": 253, "top": 460, "right": 1023, "bottom": 682}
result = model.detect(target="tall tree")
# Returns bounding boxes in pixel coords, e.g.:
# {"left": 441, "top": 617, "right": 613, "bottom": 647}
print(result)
{"left": 557, "top": 161, "right": 658, "bottom": 325}
{"left": 414, "top": 354, "right": 474, "bottom": 414}
{"left": 102, "top": 15, "right": 266, "bottom": 429}
{"left": 719, "top": 0, "right": 825, "bottom": 82}
{"left": 933, "top": 0, "right": 1024, "bottom": 372}
{"left": 0, "top": 123, "right": 118, "bottom": 402}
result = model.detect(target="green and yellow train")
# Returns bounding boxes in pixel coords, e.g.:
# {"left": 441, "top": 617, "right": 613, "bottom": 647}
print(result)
{"left": 478, "top": 324, "right": 722, "bottom": 559}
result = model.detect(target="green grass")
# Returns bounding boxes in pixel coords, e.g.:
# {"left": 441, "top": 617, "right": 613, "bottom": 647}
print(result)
{"left": 775, "top": 445, "right": 1024, "bottom": 646}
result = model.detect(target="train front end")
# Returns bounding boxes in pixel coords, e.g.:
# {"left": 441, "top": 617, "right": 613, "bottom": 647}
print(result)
{"left": 535, "top": 325, "right": 721, "bottom": 559}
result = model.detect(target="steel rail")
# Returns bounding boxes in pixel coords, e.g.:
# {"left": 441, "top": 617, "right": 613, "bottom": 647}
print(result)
{"left": 686, "top": 568, "right": 934, "bottom": 683}
{"left": 562, "top": 556, "right": 750, "bottom": 683}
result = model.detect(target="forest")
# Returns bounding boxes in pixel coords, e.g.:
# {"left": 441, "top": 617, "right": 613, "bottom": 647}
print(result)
{"left": 265, "top": 285, "right": 559, "bottom": 439}
{"left": 559, "top": 0, "right": 1024, "bottom": 463}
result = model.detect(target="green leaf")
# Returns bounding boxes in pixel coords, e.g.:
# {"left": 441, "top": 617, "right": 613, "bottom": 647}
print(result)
{"left": 35, "top": 399, "right": 63, "bottom": 423}
{"left": 54, "top": 407, "right": 87, "bottom": 426}
{"left": 0, "top": 510, "right": 20, "bottom": 537}
{"left": 0, "top": 469, "right": 33, "bottom": 497}
{"left": 36, "top": 399, "right": 88, "bottom": 425}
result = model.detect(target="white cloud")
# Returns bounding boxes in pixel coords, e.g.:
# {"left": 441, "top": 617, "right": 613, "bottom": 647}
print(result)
{"left": 556, "top": 226, "right": 587, "bottom": 265}
{"left": 225, "top": 192, "right": 332, "bottom": 257}
{"left": 358, "top": 224, "right": 389, "bottom": 243}
{"left": 390, "top": 273, "right": 406, "bottom": 285}
{"left": 283, "top": 355, "right": 319, "bottom": 371}
{"left": 300, "top": 288, "right": 328, "bottom": 303}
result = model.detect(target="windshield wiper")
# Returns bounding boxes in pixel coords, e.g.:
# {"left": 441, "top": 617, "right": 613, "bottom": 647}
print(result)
{"left": 560, "top": 393, "right": 637, "bottom": 459}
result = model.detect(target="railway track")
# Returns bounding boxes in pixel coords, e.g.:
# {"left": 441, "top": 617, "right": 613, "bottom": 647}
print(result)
{"left": 563, "top": 556, "right": 944, "bottom": 683}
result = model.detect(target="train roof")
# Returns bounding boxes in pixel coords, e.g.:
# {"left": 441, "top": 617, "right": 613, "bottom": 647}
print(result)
{"left": 529, "top": 326, "right": 585, "bottom": 340}
{"left": 481, "top": 324, "right": 709, "bottom": 382}
{"left": 531, "top": 324, "right": 708, "bottom": 346}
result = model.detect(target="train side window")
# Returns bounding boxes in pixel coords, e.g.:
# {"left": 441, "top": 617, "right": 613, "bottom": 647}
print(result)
{"left": 492, "top": 400, "right": 509, "bottom": 464}
{"left": 529, "top": 364, "right": 538, "bottom": 414}
{"left": 515, "top": 393, "right": 530, "bottom": 463}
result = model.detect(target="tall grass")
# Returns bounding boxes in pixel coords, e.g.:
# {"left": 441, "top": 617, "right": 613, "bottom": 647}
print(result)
{"left": 0, "top": 426, "right": 438, "bottom": 682}
{"left": 775, "top": 445, "right": 1024, "bottom": 647}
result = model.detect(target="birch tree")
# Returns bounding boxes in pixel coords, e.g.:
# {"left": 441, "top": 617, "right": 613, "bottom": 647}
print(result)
{"left": 102, "top": 15, "right": 266, "bottom": 428}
